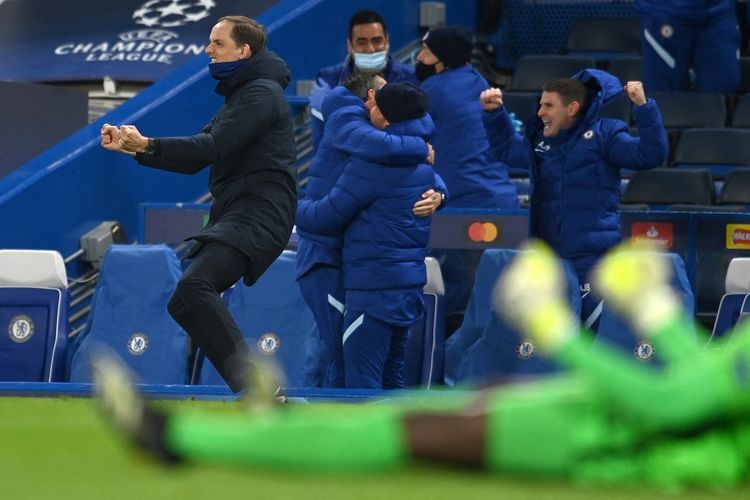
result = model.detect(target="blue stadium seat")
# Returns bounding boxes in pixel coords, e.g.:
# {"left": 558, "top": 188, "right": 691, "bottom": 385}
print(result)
{"left": 445, "top": 249, "right": 581, "bottom": 386}
{"left": 673, "top": 128, "right": 750, "bottom": 180}
{"left": 711, "top": 257, "right": 750, "bottom": 340}
{"left": 193, "top": 250, "right": 323, "bottom": 388}
{"left": 403, "top": 257, "right": 445, "bottom": 388}
{"left": 0, "top": 250, "right": 68, "bottom": 382}
{"left": 595, "top": 252, "right": 695, "bottom": 363}
{"left": 565, "top": 16, "right": 640, "bottom": 61}
{"left": 449, "top": 249, "right": 581, "bottom": 384}
{"left": 509, "top": 55, "right": 596, "bottom": 91}
{"left": 69, "top": 244, "right": 188, "bottom": 384}
{"left": 621, "top": 168, "right": 714, "bottom": 209}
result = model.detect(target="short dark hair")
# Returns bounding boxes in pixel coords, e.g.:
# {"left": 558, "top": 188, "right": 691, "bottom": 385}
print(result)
{"left": 348, "top": 9, "right": 387, "bottom": 39}
{"left": 342, "top": 70, "right": 384, "bottom": 100}
{"left": 542, "top": 78, "right": 587, "bottom": 109}
{"left": 219, "top": 15, "right": 267, "bottom": 51}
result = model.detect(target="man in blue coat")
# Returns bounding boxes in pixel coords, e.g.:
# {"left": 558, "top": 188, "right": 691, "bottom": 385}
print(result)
{"left": 416, "top": 26, "right": 521, "bottom": 323}
{"left": 297, "top": 70, "right": 442, "bottom": 387}
{"left": 480, "top": 70, "right": 668, "bottom": 329}
{"left": 636, "top": 0, "right": 740, "bottom": 93}
{"left": 297, "top": 82, "right": 443, "bottom": 389}
{"left": 309, "top": 9, "right": 418, "bottom": 150}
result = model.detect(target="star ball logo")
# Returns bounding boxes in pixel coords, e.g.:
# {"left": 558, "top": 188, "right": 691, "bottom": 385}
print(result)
{"left": 467, "top": 222, "right": 499, "bottom": 243}
{"left": 133, "top": 0, "right": 215, "bottom": 28}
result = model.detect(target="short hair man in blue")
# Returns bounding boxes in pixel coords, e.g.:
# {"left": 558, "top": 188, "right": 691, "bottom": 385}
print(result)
{"left": 296, "top": 70, "right": 442, "bottom": 387}
{"left": 480, "top": 72, "right": 668, "bottom": 329}
{"left": 297, "top": 82, "right": 443, "bottom": 388}
{"left": 308, "top": 9, "right": 418, "bottom": 150}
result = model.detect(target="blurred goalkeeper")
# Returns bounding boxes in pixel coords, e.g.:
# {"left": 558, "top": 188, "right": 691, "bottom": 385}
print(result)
{"left": 94, "top": 240, "right": 750, "bottom": 490}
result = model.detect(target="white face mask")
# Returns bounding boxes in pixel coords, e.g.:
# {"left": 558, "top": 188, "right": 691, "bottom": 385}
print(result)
{"left": 352, "top": 50, "right": 388, "bottom": 71}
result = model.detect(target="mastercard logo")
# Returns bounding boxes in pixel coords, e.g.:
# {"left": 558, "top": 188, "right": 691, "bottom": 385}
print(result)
{"left": 468, "top": 222, "right": 499, "bottom": 243}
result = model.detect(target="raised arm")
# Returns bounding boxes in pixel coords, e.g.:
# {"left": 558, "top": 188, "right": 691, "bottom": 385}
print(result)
{"left": 603, "top": 81, "right": 668, "bottom": 170}
{"left": 480, "top": 88, "right": 533, "bottom": 171}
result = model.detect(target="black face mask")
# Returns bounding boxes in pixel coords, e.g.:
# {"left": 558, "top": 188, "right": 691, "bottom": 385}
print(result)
{"left": 415, "top": 61, "right": 438, "bottom": 82}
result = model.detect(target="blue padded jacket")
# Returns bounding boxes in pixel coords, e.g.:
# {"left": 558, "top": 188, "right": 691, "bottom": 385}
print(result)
{"left": 296, "top": 85, "right": 433, "bottom": 279}
{"left": 296, "top": 114, "right": 441, "bottom": 292}
{"left": 483, "top": 69, "right": 668, "bottom": 260}
{"left": 420, "top": 65, "right": 518, "bottom": 208}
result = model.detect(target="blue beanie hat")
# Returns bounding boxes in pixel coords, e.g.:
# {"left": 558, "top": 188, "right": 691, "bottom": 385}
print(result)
{"left": 375, "top": 82, "right": 429, "bottom": 123}
{"left": 422, "top": 26, "right": 474, "bottom": 69}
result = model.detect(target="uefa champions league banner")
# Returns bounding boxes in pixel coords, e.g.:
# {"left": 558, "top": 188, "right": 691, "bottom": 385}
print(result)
{"left": 0, "top": 0, "right": 278, "bottom": 82}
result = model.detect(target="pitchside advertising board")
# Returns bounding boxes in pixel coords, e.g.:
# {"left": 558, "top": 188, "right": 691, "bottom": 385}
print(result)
{"left": 0, "top": 0, "right": 278, "bottom": 82}
{"left": 140, "top": 204, "right": 750, "bottom": 316}
{"left": 621, "top": 212, "right": 750, "bottom": 317}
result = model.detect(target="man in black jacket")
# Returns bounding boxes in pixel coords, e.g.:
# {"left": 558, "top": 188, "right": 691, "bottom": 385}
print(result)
{"left": 100, "top": 16, "right": 296, "bottom": 392}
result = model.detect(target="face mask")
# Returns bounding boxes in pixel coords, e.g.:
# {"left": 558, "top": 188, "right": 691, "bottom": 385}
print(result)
{"left": 209, "top": 59, "right": 246, "bottom": 80}
{"left": 352, "top": 50, "right": 388, "bottom": 71}
{"left": 415, "top": 61, "right": 438, "bottom": 82}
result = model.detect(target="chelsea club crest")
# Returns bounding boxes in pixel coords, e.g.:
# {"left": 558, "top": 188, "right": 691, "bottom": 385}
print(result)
{"left": 127, "top": 333, "right": 149, "bottom": 355}
{"left": 634, "top": 341, "right": 655, "bottom": 362}
{"left": 516, "top": 340, "right": 535, "bottom": 359}
{"left": 258, "top": 333, "right": 280, "bottom": 355}
{"left": 8, "top": 315, "right": 35, "bottom": 343}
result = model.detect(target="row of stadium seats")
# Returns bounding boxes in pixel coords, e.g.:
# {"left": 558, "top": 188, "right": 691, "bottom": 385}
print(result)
{"left": 445, "top": 249, "right": 695, "bottom": 385}
{"left": 6, "top": 246, "right": 750, "bottom": 389}
{"left": 0, "top": 246, "right": 445, "bottom": 389}
{"left": 620, "top": 168, "right": 750, "bottom": 211}
{"left": 507, "top": 127, "right": 750, "bottom": 184}
{"left": 506, "top": 54, "right": 750, "bottom": 94}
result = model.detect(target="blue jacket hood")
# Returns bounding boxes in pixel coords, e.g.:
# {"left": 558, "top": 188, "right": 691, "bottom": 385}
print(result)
{"left": 384, "top": 114, "right": 435, "bottom": 142}
{"left": 573, "top": 68, "right": 624, "bottom": 126}
{"left": 321, "top": 85, "right": 364, "bottom": 121}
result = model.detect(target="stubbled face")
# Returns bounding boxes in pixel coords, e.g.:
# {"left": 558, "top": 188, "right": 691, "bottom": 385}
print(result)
{"left": 348, "top": 23, "right": 388, "bottom": 54}
{"left": 537, "top": 91, "right": 578, "bottom": 137}
{"left": 364, "top": 75, "right": 387, "bottom": 111}
{"left": 205, "top": 21, "right": 249, "bottom": 63}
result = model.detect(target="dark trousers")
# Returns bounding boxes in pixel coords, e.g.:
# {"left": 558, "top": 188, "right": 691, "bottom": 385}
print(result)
{"left": 167, "top": 241, "right": 251, "bottom": 392}
{"left": 297, "top": 265, "right": 345, "bottom": 388}
{"left": 342, "top": 310, "right": 409, "bottom": 389}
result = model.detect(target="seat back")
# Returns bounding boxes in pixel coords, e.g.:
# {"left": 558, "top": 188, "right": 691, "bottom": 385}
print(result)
{"left": 621, "top": 168, "right": 714, "bottom": 207}
{"left": 725, "top": 258, "right": 750, "bottom": 294}
{"left": 709, "top": 258, "right": 750, "bottom": 340}
{"left": 595, "top": 252, "right": 695, "bottom": 363}
{"left": 674, "top": 128, "right": 750, "bottom": 170}
{"left": 719, "top": 169, "right": 750, "bottom": 205}
{"left": 509, "top": 55, "right": 595, "bottom": 91}
{"left": 0, "top": 250, "right": 68, "bottom": 382}
{"left": 711, "top": 293, "right": 747, "bottom": 339}
{"left": 69, "top": 245, "right": 188, "bottom": 384}
{"left": 651, "top": 92, "right": 726, "bottom": 130}
{"left": 731, "top": 93, "right": 750, "bottom": 127}
{"left": 403, "top": 256, "right": 445, "bottom": 388}
{"left": 565, "top": 16, "right": 641, "bottom": 57}
{"left": 446, "top": 249, "right": 581, "bottom": 386}
{"left": 456, "top": 252, "right": 581, "bottom": 384}
{"left": 606, "top": 56, "right": 643, "bottom": 84}
{"left": 194, "top": 251, "right": 323, "bottom": 387}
